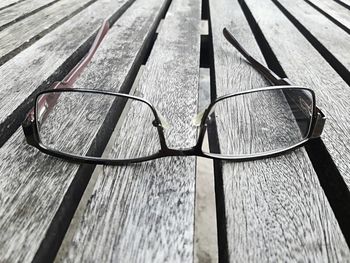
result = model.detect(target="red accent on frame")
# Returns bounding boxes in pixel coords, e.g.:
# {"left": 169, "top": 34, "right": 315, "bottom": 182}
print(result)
{"left": 27, "top": 20, "right": 110, "bottom": 122}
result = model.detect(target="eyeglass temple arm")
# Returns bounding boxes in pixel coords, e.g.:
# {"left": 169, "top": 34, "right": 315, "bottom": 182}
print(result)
{"left": 63, "top": 19, "right": 110, "bottom": 85}
{"left": 223, "top": 28, "right": 289, "bottom": 86}
{"left": 223, "top": 27, "right": 325, "bottom": 138}
{"left": 25, "top": 20, "right": 110, "bottom": 125}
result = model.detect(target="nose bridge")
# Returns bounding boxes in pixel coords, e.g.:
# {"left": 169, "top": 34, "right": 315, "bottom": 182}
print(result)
{"left": 165, "top": 146, "right": 199, "bottom": 157}
{"left": 154, "top": 107, "right": 204, "bottom": 150}
{"left": 192, "top": 109, "right": 206, "bottom": 127}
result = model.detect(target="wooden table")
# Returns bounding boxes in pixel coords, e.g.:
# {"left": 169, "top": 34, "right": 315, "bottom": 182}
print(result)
{"left": 0, "top": 0, "right": 350, "bottom": 261}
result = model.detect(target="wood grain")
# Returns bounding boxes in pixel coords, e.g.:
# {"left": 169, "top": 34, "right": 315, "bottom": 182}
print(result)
{"left": 245, "top": 0, "right": 350, "bottom": 188}
{"left": 0, "top": 0, "right": 134, "bottom": 146}
{"left": 0, "top": 0, "right": 24, "bottom": 10}
{"left": 307, "top": 0, "right": 350, "bottom": 31}
{"left": 209, "top": 0, "right": 350, "bottom": 261}
{"left": 0, "top": 0, "right": 171, "bottom": 261}
{"left": 0, "top": 0, "right": 95, "bottom": 63}
{"left": 60, "top": 0, "right": 201, "bottom": 261}
{"left": 0, "top": 0, "right": 60, "bottom": 30}
{"left": 276, "top": 0, "right": 350, "bottom": 69}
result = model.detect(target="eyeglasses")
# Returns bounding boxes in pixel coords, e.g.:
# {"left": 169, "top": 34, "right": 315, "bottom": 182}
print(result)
{"left": 22, "top": 25, "right": 326, "bottom": 165}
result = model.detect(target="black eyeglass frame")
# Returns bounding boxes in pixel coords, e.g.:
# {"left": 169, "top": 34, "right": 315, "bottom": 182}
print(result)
{"left": 22, "top": 85, "right": 322, "bottom": 165}
{"left": 22, "top": 27, "right": 326, "bottom": 165}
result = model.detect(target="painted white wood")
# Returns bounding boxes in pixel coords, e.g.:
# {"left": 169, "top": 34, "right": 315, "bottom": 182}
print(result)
{"left": 209, "top": 0, "right": 350, "bottom": 261}
{"left": 0, "top": 0, "right": 170, "bottom": 261}
{"left": 61, "top": 0, "right": 201, "bottom": 261}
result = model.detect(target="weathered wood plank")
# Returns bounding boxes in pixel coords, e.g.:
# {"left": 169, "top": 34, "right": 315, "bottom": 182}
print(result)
{"left": 0, "top": 0, "right": 171, "bottom": 261}
{"left": 0, "top": 0, "right": 134, "bottom": 147}
{"left": 209, "top": 0, "right": 350, "bottom": 261}
{"left": 60, "top": 0, "right": 201, "bottom": 261}
{"left": 275, "top": 0, "right": 350, "bottom": 70}
{"left": 306, "top": 0, "right": 350, "bottom": 31}
{"left": 0, "top": 0, "right": 60, "bottom": 30}
{"left": 246, "top": 0, "right": 350, "bottom": 188}
{"left": 0, "top": 0, "right": 24, "bottom": 10}
{"left": 0, "top": 0, "right": 95, "bottom": 64}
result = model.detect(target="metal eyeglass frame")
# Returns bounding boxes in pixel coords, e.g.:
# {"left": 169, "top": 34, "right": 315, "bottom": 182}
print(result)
{"left": 22, "top": 26, "right": 326, "bottom": 165}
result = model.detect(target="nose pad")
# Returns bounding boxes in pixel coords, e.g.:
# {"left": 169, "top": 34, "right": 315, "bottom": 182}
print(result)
{"left": 192, "top": 110, "right": 205, "bottom": 126}
{"left": 153, "top": 111, "right": 171, "bottom": 129}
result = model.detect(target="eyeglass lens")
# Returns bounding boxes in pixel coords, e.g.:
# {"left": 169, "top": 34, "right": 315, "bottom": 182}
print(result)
{"left": 36, "top": 91, "right": 161, "bottom": 160}
{"left": 202, "top": 88, "right": 314, "bottom": 157}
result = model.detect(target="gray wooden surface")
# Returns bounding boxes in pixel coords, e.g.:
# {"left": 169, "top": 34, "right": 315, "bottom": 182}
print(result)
{"left": 0, "top": 0, "right": 23, "bottom": 9}
{"left": 0, "top": 0, "right": 59, "bottom": 29}
{"left": 0, "top": 0, "right": 134, "bottom": 146}
{"left": 307, "top": 0, "right": 350, "bottom": 30}
{"left": 0, "top": 0, "right": 170, "bottom": 260}
{"left": 277, "top": 0, "right": 350, "bottom": 70}
{"left": 0, "top": 0, "right": 349, "bottom": 261}
{"left": 0, "top": 0, "right": 95, "bottom": 64}
{"left": 60, "top": 0, "right": 201, "bottom": 261}
{"left": 209, "top": 0, "right": 350, "bottom": 261}
{"left": 245, "top": 0, "right": 350, "bottom": 189}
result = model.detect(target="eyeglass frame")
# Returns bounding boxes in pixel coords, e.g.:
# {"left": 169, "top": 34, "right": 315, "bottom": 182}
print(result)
{"left": 22, "top": 25, "right": 326, "bottom": 165}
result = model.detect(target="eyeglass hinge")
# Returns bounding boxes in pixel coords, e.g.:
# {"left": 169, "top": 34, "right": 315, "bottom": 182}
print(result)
{"left": 311, "top": 108, "right": 326, "bottom": 138}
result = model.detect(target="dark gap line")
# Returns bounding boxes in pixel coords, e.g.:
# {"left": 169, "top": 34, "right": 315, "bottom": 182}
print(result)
{"left": 238, "top": 0, "right": 287, "bottom": 78}
{"left": 271, "top": 0, "right": 350, "bottom": 86}
{"left": 141, "top": 34, "right": 157, "bottom": 65}
{"left": 201, "top": 0, "right": 209, "bottom": 19}
{"left": 0, "top": 0, "right": 97, "bottom": 67}
{"left": 141, "top": 0, "right": 172, "bottom": 65}
{"left": 205, "top": 0, "right": 229, "bottom": 262}
{"left": 240, "top": 0, "right": 350, "bottom": 248}
{"left": 334, "top": 0, "right": 350, "bottom": 10}
{"left": 305, "top": 139, "right": 350, "bottom": 248}
{"left": 200, "top": 35, "right": 210, "bottom": 68}
{"left": 0, "top": 0, "right": 62, "bottom": 32}
{"left": 0, "top": 0, "right": 27, "bottom": 12}
{"left": 31, "top": 0, "right": 173, "bottom": 262}
{"left": 304, "top": 0, "right": 350, "bottom": 35}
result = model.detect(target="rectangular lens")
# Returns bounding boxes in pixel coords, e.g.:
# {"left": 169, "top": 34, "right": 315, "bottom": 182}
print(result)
{"left": 36, "top": 90, "right": 161, "bottom": 159}
{"left": 203, "top": 87, "right": 314, "bottom": 157}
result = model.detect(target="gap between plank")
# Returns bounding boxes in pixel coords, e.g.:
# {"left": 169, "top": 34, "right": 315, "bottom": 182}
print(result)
{"left": 194, "top": 67, "right": 218, "bottom": 263}
{"left": 239, "top": 0, "right": 350, "bottom": 248}
{"left": 202, "top": 0, "right": 230, "bottom": 261}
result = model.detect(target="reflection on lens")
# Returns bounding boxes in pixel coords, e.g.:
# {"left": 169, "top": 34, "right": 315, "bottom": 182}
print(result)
{"left": 36, "top": 90, "right": 161, "bottom": 159}
{"left": 203, "top": 88, "right": 314, "bottom": 157}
